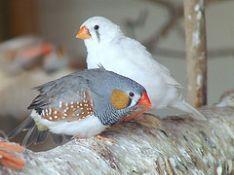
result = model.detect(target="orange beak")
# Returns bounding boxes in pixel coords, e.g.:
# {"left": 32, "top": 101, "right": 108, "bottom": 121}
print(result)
{"left": 76, "top": 26, "right": 91, "bottom": 40}
{"left": 137, "top": 91, "right": 151, "bottom": 109}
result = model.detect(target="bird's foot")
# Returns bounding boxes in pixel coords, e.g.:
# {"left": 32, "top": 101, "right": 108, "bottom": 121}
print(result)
{"left": 0, "top": 140, "right": 25, "bottom": 170}
{"left": 135, "top": 115, "right": 161, "bottom": 128}
{"left": 95, "top": 134, "right": 116, "bottom": 144}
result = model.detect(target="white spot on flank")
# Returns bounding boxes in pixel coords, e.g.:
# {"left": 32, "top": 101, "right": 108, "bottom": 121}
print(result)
{"left": 49, "top": 108, "right": 52, "bottom": 115}
{"left": 54, "top": 110, "right": 58, "bottom": 114}
{"left": 34, "top": 111, "right": 106, "bottom": 137}
{"left": 54, "top": 116, "right": 58, "bottom": 119}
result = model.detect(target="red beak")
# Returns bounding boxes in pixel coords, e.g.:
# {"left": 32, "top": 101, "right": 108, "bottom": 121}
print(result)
{"left": 121, "top": 91, "right": 151, "bottom": 122}
{"left": 137, "top": 91, "right": 151, "bottom": 109}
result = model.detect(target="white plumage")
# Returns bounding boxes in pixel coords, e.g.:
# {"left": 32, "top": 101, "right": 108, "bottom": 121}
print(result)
{"left": 78, "top": 16, "right": 205, "bottom": 120}
{"left": 31, "top": 110, "right": 107, "bottom": 138}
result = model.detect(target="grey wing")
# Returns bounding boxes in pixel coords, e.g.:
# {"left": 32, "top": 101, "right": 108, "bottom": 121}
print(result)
{"left": 28, "top": 73, "right": 94, "bottom": 121}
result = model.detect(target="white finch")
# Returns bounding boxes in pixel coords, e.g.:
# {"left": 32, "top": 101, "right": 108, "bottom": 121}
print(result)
{"left": 76, "top": 16, "right": 205, "bottom": 120}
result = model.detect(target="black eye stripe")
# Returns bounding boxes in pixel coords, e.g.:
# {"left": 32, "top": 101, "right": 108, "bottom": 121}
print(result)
{"left": 127, "top": 98, "right": 132, "bottom": 108}
{"left": 94, "top": 25, "right": 99, "bottom": 30}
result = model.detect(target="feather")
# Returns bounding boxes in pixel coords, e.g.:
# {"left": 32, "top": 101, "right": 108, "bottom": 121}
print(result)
{"left": 172, "top": 100, "right": 206, "bottom": 120}
{"left": 8, "top": 117, "right": 49, "bottom": 146}
{"left": 8, "top": 118, "right": 34, "bottom": 138}
{"left": 97, "top": 64, "right": 105, "bottom": 70}
{"left": 51, "top": 134, "right": 64, "bottom": 144}
{"left": 36, "top": 131, "right": 48, "bottom": 143}
{"left": 22, "top": 126, "right": 36, "bottom": 146}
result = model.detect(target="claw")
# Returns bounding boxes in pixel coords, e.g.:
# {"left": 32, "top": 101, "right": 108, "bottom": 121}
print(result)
{"left": 95, "top": 134, "right": 116, "bottom": 144}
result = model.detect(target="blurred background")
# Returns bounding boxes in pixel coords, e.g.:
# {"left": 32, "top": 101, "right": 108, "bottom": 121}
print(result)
{"left": 0, "top": 0, "right": 233, "bottom": 150}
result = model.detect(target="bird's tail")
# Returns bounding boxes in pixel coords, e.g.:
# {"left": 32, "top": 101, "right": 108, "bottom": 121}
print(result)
{"left": 172, "top": 100, "right": 206, "bottom": 120}
{"left": 8, "top": 117, "right": 49, "bottom": 147}
{"left": 8, "top": 117, "right": 70, "bottom": 146}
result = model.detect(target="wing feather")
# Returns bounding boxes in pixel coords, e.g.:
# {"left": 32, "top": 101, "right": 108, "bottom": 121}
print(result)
{"left": 118, "top": 37, "right": 182, "bottom": 89}
{"left": 28, "top": 72, "right": 94, "bottom": 121}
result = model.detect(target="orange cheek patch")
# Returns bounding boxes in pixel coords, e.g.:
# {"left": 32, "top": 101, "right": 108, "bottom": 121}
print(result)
{"left": 111, "top": 89, "right": 130, "bottom": 110}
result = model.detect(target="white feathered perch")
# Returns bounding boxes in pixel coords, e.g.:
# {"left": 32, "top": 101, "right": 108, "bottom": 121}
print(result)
{"left": 1, "top": 107, "right": 234, "bottom": 174}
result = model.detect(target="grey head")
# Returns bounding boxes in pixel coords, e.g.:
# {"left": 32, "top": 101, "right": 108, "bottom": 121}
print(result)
{"left": 80, "top": 69, "right": 150, "bottom": 125}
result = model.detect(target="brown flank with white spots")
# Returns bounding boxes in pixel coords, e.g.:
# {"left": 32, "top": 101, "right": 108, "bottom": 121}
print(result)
{"left": 42, "top": 96, "right": 94, "bottom": 122}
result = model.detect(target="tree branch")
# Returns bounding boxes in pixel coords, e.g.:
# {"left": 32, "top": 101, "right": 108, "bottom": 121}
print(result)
{"left": 1, "top": 107, "right": 234, "bottom": 174}
{"left": 184, "top": 0, "right": 208, "bottom": 107}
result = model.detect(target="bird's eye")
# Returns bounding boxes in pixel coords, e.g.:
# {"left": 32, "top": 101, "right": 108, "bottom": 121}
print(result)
{"left": 129, "top": 92, "right": 135, "bottom": 97}
{"left": 94, "top": 25, "right": 99, "bottom": 30}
